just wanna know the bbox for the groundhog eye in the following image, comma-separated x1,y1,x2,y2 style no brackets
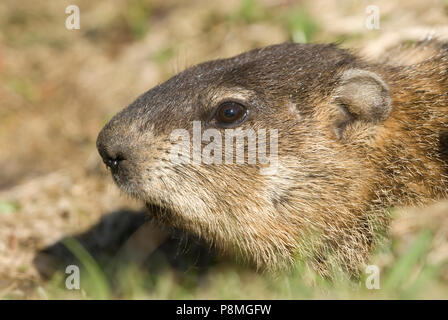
214,102,248,127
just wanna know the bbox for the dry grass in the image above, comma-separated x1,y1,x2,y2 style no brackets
0,0,447,299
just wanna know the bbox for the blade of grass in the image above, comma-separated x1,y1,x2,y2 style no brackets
62,237,111,299
383,230,433,292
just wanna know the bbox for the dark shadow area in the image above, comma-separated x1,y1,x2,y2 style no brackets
439,131,448,163
33,208,218,283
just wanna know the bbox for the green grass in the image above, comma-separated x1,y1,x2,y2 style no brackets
0,201,20,215
151,46,176,65
233,0,266,23
285,7,319,43
4,77,40,102
62,237,110,299
123,0,151,40
30,229,447,300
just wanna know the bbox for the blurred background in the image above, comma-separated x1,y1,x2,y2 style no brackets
0,0,447,299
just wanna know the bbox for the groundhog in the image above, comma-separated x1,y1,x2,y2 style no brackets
96,40,448,276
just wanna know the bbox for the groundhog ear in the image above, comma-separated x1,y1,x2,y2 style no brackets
333,69,391,134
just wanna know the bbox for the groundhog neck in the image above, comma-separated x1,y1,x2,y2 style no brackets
372,63,448,208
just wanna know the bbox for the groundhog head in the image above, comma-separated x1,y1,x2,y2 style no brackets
97,43,392,274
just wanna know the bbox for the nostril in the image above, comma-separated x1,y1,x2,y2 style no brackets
96,130,126,173
104,154,125,172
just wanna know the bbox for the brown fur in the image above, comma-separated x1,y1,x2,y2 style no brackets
96,40,448,275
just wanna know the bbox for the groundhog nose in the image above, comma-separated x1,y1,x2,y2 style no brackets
104,153,125,172
98,145,125,173
96,131,126,173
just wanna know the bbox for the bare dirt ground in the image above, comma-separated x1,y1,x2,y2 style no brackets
0,0,447,298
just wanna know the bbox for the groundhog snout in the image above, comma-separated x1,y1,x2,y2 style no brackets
96,125,131,175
